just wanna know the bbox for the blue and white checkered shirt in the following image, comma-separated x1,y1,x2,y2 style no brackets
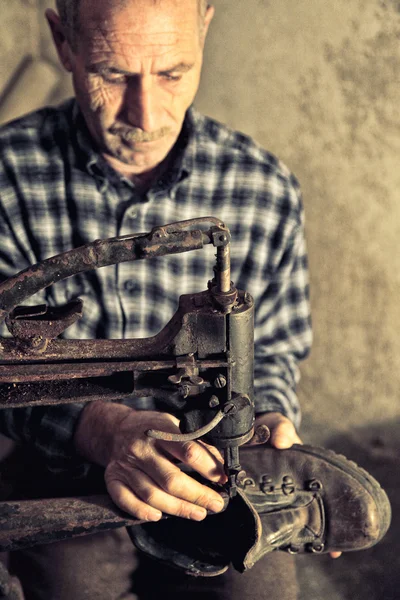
0,99,312,475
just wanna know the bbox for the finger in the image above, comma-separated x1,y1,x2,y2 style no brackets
162,438,225,468
270,421,302,449
330,552,342,559
135,451,226,513
106,479,163,522
161,438,227,483
124,467,223,520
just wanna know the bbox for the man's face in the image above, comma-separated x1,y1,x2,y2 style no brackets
65,0,211,174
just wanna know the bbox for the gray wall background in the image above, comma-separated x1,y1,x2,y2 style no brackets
196,0,400,447
1,1,399,598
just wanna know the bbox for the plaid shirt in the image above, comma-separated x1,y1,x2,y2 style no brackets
0,99,311,475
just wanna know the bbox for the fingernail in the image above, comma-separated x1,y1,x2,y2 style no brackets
192,508,207,521
149,510,162,521
209,498,225,514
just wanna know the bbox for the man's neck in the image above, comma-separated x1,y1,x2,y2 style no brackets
103,152,174,194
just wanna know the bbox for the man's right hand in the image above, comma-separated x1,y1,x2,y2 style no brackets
74,401,227,522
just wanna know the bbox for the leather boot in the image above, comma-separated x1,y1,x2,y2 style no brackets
127,444,391,576
237,444,391,568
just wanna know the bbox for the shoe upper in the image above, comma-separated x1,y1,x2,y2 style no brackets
128,444,392,576
238,444,391,561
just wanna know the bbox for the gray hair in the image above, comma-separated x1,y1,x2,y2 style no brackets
56,0,208,49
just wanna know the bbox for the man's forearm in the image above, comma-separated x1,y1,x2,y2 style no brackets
74,401,133,467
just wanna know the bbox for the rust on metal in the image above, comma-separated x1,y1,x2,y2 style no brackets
0,224,212,325
0,494,146,552
0,218,255,553
6,300,83,340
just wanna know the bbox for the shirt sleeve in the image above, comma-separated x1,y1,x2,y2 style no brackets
0,197,92,477
253,188,312,430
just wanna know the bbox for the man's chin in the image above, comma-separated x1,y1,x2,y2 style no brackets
103,144,167,172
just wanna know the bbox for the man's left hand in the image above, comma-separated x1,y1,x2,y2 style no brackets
247,411,302,448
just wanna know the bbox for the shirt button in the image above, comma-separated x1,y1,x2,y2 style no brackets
124,280,138,293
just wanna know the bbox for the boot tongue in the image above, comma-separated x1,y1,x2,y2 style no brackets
242,493,325,566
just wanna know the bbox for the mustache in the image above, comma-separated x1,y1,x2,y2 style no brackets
109,125,171,143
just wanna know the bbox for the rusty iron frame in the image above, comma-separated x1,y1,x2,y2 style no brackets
0,217,255,552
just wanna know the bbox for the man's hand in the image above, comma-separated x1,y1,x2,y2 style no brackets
74,401,227,523
247,411,302,448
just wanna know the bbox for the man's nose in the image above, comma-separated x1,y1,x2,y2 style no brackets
123,76,158,132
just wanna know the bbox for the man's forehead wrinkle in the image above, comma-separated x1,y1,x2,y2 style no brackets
87,45,189,62
85,32,195,55
87,29,195,42
86,35,197,65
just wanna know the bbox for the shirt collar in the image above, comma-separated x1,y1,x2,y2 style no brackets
72,100,197,192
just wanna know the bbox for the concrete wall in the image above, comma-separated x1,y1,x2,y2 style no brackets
196,0,400,446
1,2,399,598
1,0,399,445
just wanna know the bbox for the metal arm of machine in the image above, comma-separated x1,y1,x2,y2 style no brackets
0,217,255,551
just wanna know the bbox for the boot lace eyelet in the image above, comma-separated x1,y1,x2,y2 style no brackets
307,479,323,492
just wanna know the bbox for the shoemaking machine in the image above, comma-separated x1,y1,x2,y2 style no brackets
0,217,256,553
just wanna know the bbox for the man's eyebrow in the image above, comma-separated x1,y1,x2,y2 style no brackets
86,64,129,75
157,62,195,75
86,63,195,76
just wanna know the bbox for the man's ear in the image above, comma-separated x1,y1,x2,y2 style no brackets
200,4,215,48
45,9,75,72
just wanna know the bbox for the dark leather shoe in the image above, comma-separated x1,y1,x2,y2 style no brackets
128,444,391,576
236,444,391,570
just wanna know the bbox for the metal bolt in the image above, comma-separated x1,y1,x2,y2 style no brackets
209,395,220,408
32,337,42,347
179,385,190,398
244,292,253,306
214,374,227,389
223,402,236,415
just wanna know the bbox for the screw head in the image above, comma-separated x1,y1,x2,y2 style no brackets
223,402,236,415
179,385,190,398
209,395,220,408
214,375,227,389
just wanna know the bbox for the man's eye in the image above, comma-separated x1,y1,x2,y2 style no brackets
161,73,182,82
103,74,127,84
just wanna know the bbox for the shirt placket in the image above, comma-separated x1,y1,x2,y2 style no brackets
115,186,149,339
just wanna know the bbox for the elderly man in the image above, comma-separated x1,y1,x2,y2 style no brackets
0,0,390,599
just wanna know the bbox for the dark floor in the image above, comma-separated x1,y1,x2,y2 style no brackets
297,421,399,600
